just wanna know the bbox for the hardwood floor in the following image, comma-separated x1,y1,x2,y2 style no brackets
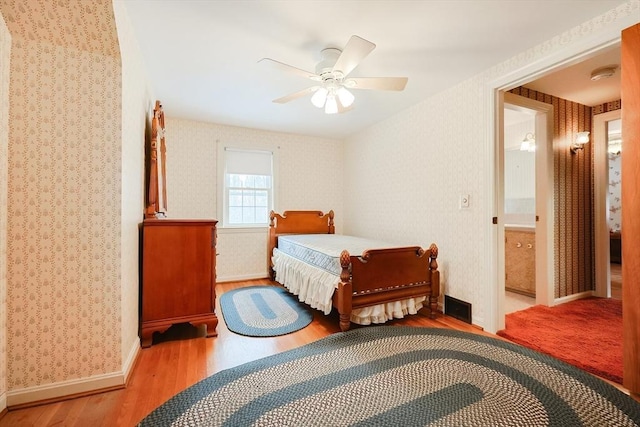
0,279,629,426
0,280,482,426
611,262,622,300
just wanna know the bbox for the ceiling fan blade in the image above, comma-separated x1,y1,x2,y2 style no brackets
273,86,319,104
259,58,321,81
332,35,376,77
345,77,408,91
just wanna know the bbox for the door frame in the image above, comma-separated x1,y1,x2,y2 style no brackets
594,110,621,298
484,17,636,333
501,93,554,318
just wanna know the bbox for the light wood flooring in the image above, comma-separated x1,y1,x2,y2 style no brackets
0,279,491,427
611,262,622,299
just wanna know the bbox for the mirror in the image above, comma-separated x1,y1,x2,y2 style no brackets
145,100,167,218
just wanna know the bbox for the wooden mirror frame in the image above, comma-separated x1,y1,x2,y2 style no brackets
145,100,167,218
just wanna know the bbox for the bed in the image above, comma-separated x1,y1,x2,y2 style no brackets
267,210,439,331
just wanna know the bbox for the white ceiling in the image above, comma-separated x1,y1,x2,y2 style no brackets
123,0,626,140
524,44,621,107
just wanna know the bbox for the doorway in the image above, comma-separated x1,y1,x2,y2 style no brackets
503,105,536,313
501,93,554,320
594,110,622,300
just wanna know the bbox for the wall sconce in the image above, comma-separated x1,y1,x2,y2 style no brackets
571,131,590,154
520,132,535,152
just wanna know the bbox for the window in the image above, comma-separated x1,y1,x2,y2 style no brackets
223,148,273,227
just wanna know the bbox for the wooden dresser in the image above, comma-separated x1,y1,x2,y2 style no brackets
140,219,218,347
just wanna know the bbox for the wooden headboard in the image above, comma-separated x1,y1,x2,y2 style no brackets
270,210,334,234
267,210,335,278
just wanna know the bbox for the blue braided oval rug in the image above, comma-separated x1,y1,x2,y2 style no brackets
219,285,313,337
139,326,640,427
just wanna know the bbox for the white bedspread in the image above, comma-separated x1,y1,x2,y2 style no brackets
272,234,426,325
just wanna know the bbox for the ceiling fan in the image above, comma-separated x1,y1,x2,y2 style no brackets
259,35,408,114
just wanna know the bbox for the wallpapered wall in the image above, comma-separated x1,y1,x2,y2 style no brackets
165,118,344,281
0,9,10,411
343,1,638,328
344,79,489,323
593,99,623,232
609,151,622,231
0,0,127,398
509,87,594,298
112,0,153,378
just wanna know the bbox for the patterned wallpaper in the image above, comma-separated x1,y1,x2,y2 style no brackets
609,151,622,231
510,87,594,298
343,1,638,328
593,99,622,115
165,118,344,281
344,79,488,322
1,0,124,393
593,100,623,232
112,0,153,372
0,9,10,410
0,0,118,57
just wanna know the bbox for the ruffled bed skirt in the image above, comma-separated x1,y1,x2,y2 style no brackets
272,249,426,325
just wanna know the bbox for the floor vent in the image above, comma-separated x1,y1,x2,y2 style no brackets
444,295,472,324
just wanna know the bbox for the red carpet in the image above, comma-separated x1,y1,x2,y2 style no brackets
497,297,622,383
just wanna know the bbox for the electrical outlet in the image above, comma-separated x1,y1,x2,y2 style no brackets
460,194,470,208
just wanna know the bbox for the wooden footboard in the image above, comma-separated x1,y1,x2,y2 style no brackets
333,244,439,332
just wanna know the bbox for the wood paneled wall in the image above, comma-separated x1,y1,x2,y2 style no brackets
509,87,593,299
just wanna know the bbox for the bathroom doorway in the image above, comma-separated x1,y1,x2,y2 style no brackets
503,105,536,313
502,92,554,316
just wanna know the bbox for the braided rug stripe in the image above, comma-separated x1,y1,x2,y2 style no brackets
220,286,313,337
139,327,640,427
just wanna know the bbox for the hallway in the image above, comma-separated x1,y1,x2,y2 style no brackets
505,262,621,315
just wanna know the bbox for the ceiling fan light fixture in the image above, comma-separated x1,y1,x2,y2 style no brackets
325,95,338,114
337,87,354,108
311,87,328,108
262,35,408,115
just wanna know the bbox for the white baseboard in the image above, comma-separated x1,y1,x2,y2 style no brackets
123,337,141,383
217,273,269,283
0,391,6,413
7,339,141,408
554,290,594,305
7,372,125,407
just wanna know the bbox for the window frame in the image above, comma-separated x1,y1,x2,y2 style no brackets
225,173,272,226
217,143,278,229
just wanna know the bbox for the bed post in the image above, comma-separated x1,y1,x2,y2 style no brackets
334,250,353,331
268,211,277,280
428,243,440,318
328,210,335,234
